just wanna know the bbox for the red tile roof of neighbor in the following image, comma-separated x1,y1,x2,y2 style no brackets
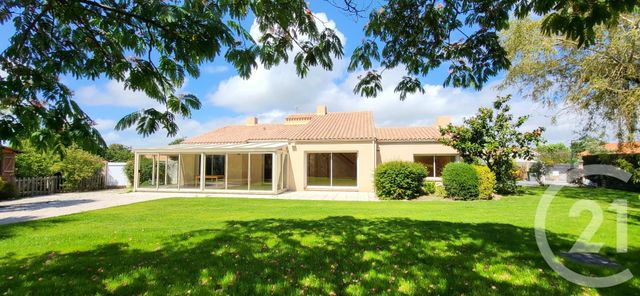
602,142,640,154
183,109,444,144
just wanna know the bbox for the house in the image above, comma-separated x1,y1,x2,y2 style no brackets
133,105,459,194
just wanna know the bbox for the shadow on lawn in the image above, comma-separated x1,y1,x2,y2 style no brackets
1,217,637,295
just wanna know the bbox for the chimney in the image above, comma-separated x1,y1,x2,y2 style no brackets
316,104,327,115
435,116,451,127
246,116,258,126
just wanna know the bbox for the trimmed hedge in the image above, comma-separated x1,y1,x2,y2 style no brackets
374,161,428,200
473,165,496,199
442,163,480,200
582,153,640,191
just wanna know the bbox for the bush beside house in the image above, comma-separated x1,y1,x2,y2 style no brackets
473,165,496,199
374,161,428,200
442,163,480,200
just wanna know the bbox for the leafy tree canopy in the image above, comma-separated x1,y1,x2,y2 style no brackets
439,95,544,194
104,143,133,162
536,143,571,165
1,0,635,152
500,12,640,142
168,137,185,145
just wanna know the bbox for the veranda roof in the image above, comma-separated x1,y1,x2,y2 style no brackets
134,141,288,153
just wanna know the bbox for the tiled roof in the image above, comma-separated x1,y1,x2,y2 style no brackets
290,112,375,140
602,142,640,154
183,110,441,144
183,124,305,144
376,127,442,142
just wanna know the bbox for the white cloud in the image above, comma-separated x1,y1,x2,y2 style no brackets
75,80,160,108
209,12,348,113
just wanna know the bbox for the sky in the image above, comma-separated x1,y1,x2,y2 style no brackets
1,2,589,148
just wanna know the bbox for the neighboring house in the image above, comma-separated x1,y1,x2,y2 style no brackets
133,105,458,194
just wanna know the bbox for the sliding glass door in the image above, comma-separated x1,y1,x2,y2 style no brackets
307,152,357,188
204,154,226,190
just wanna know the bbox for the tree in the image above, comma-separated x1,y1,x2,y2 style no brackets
1,1,634,152
169,137,185,145
439,95,544,194
104,143,133,162
571,135,607,157
57,146,104,190
15,143,60,177
537,143,571,166
500,13,640,142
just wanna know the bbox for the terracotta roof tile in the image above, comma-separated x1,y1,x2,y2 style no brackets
291,112,375,140
183,124,305,144
183,110,444,144
376,127,441,142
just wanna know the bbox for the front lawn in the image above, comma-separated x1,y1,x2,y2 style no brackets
0,187,638,295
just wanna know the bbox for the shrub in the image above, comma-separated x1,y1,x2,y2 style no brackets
374,161,428,200
442,163,480,200
58,147,105,190
434,183,447,197
423,181,436,195
0,179,18,200
15,145,60,177
529,161,547,185
473,165,496,199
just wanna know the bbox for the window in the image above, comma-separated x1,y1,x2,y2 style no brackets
414,155,456,177
307,152,357,187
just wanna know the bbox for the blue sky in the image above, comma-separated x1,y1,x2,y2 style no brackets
0,2,586,148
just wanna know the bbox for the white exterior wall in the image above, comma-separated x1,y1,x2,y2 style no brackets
377,142,458,163
106,162,129,187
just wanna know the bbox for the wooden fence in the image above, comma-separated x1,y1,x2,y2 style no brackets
15,174,106,197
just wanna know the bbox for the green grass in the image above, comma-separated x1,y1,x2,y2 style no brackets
0,187,639,295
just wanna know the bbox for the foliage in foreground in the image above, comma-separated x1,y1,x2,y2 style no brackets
1,1,634,152
374,161,427,200
440,95,543,194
